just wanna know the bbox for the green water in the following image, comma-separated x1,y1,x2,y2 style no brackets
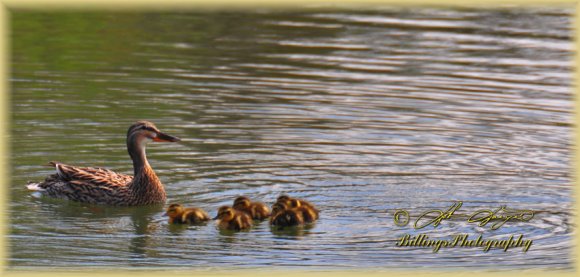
9,7,574,271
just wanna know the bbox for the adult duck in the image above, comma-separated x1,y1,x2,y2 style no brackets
26,121,180,206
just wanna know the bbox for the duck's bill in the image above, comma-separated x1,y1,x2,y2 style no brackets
154,132,181,142
212,216,219,220
162,212,168,216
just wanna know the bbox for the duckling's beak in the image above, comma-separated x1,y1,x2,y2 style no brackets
162,212,168,216
153,131,181,142
212,215,219,220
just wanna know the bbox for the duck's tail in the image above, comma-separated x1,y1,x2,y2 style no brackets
26,181,44,191
26,181,45,198
47,161,68,179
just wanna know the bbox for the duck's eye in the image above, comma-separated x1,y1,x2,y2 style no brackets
137,125,155,132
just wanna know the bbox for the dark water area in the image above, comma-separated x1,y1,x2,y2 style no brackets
9,7,574,271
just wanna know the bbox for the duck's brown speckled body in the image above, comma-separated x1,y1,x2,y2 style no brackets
26,121,181,206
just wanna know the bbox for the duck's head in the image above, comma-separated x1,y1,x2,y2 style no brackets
233,196,251,208
127,121,181,144
164,204,184,218
214,206,235,220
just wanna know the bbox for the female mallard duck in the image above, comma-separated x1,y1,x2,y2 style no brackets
26,121,181,206
232,196,271,220
276,195,319,222
213,206,252,231
164,204,210,224
270,202,304,227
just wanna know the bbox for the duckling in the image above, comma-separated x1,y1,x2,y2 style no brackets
232,196,271,220
288,199,319,222
270,202,304,227
214,206,252,231
276,195,319,222
164,204,210,224
276,195,316,209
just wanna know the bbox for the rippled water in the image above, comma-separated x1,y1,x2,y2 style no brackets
9,7,574,271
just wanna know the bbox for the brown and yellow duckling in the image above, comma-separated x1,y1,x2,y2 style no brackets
292,202,319,223
214,206,253,231
277,195,317,209
270,202,305,227
164,204,210,224
276,195,319,222
232,196,271,220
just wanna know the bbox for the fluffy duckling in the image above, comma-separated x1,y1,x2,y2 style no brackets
294,204,318,223
214,206,252,231
232,196,271,220
277,195,316,208
270,202,304,227
276,195,319,222
164,204,210,224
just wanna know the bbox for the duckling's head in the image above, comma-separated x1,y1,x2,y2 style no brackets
271,202,289,215
214,206,235,220
233,197,251,209
277,195,291,203
164,204,184,218
234,196,250,204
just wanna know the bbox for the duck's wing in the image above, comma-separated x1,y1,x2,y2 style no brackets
29,162,133,204
50,161,132,187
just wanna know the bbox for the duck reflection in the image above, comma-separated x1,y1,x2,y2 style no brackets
127,205,164,258
30,198,164,259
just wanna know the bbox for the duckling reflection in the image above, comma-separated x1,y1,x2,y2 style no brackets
269,222,316,237
129,205,163,258
214,206,252,231
232,196,270,220
164,204,210,224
